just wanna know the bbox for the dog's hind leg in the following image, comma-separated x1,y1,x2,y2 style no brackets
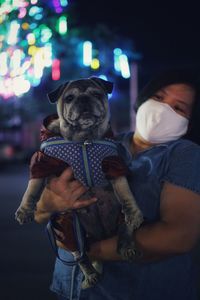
73,251,102,289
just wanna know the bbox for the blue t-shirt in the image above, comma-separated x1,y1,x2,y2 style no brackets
50,134,200,300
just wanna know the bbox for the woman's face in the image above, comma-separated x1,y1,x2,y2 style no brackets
151,83,196,119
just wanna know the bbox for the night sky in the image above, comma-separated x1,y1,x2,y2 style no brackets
71,0,200,86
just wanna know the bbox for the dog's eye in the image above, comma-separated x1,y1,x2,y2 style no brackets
91,91,103,99
64,95,74,102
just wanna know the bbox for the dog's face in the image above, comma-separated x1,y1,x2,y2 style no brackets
48,77,113,141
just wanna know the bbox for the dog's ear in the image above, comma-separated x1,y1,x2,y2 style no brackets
47,83,69,103
89,77,113,94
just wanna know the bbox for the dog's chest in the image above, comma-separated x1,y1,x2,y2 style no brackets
41,137,119,187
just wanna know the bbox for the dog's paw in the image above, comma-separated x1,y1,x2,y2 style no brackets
117,239,139,262
15,207,34,225
81,272,101,289
125,210,144,230
92,260,103,275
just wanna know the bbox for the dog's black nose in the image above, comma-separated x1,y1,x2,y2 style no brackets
78,95,93,112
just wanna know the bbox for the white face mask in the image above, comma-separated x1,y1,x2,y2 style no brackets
135,99,189,143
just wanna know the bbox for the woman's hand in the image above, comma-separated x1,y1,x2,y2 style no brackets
46,167,97,211
34,167,97,223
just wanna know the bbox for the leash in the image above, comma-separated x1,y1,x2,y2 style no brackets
46,211,85,266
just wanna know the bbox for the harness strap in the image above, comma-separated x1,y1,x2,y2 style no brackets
40,138,119,151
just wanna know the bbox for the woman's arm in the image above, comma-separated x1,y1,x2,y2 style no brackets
34,168,97,224
88,182,200,262
136,182,200,255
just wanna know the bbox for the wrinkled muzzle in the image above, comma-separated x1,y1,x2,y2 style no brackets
63,94,108,129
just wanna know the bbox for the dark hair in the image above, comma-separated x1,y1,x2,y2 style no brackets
136,68,200,145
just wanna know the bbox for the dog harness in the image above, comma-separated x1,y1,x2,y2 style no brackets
40,136,120,187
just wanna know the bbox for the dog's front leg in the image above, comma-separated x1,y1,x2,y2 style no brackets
15,178,45,224
111,176,143,260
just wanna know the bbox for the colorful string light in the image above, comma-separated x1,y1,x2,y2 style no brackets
83,41,92,66
52,59,61,80
0,0,133,100
0,0,54,98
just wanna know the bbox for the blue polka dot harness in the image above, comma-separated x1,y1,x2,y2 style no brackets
40,137,120,187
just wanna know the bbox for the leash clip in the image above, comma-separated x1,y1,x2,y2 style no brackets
83,140,93,145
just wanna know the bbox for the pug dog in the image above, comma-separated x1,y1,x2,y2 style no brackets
15,77,143,289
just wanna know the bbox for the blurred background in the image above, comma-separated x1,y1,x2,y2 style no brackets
1,0,200,299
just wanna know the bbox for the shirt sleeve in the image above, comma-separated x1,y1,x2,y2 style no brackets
30,151,69,179
102,155,129,179
163,141,200,195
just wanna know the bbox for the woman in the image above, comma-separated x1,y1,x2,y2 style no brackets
35,69,200,300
